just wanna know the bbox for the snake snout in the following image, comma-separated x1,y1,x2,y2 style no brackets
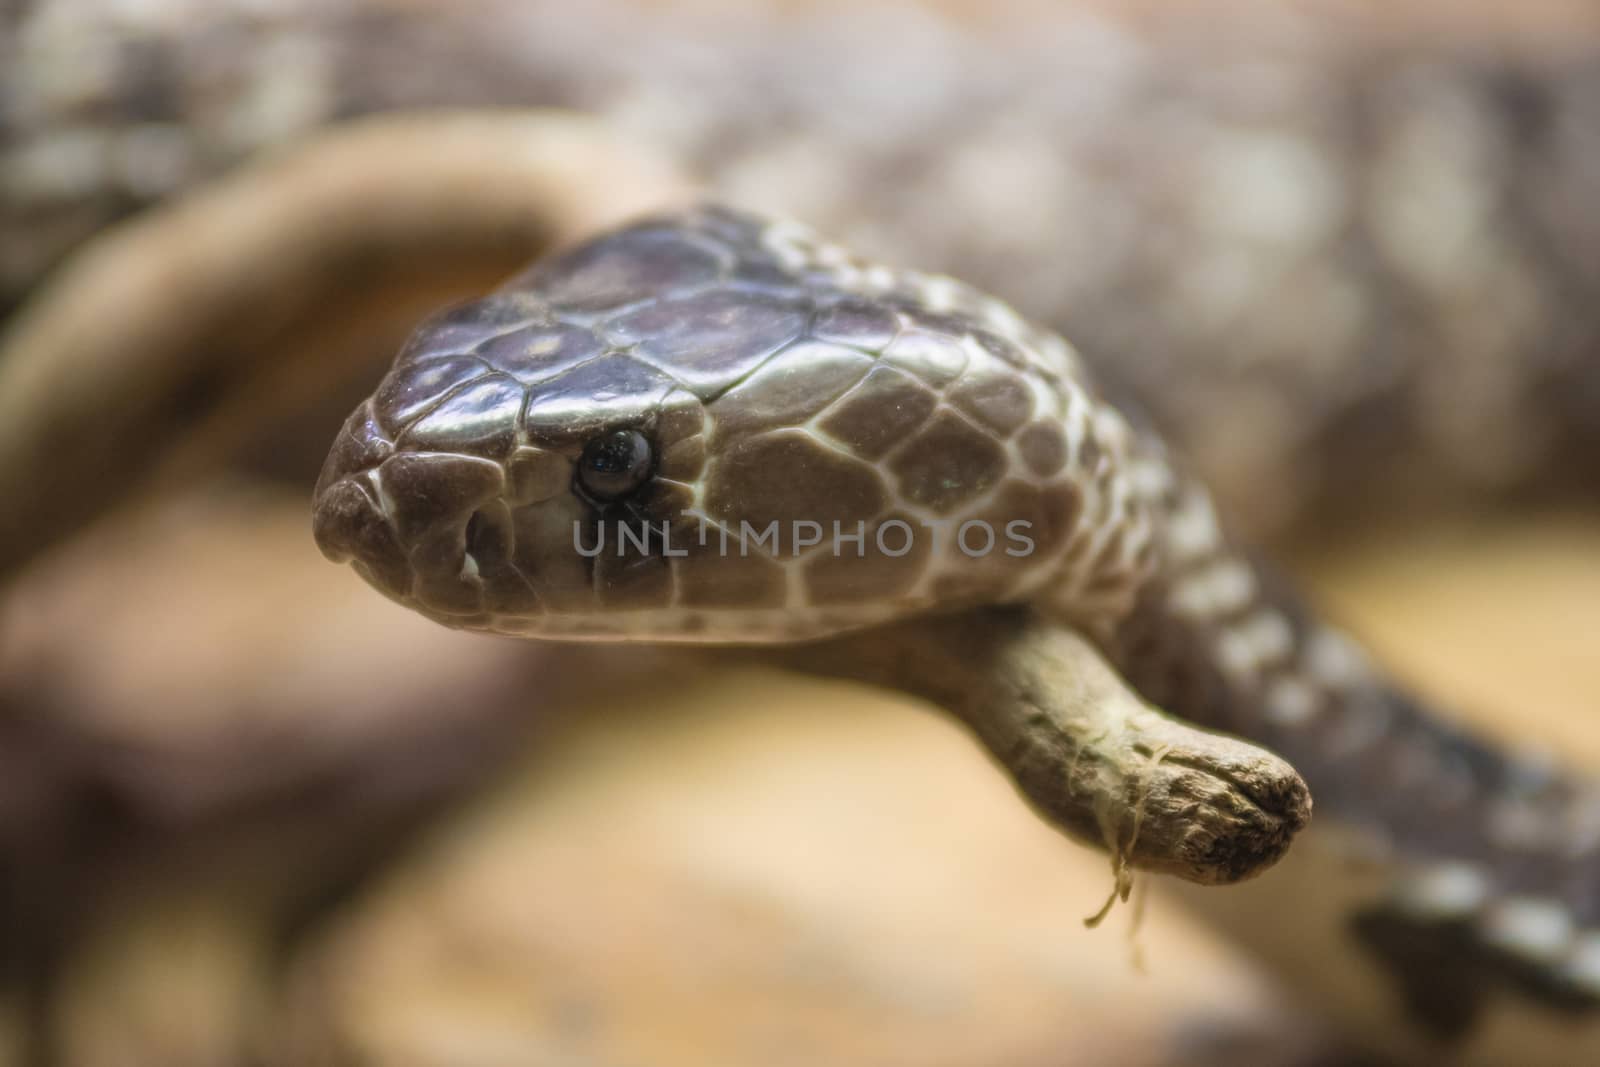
311,474,410,591
313,443,507,616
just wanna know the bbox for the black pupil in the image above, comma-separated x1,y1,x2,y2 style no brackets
578,430,652,500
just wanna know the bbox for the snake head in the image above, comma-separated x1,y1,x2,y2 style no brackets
310,273,718,639
314,205,1085,641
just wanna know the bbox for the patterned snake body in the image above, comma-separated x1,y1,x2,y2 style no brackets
315,206,1600,1059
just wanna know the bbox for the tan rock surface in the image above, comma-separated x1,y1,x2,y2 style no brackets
274,669,1323,1067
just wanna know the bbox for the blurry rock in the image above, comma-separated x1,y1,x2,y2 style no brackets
272,669,1330,1067
0,481,612,827
0,994,18,1067
1289,510,1600,757
0,481,648,1065
50,875,270,1067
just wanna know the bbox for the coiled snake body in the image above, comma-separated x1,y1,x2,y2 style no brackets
314,205,1600,1061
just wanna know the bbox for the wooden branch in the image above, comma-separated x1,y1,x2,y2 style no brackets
762,609,1312,888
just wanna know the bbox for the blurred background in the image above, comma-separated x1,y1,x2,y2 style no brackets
3,1,1600,1064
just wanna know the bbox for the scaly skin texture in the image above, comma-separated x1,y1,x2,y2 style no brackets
314,206,1600,1064
313,206,1155,642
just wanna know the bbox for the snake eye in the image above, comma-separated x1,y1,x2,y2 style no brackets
576,429,654,501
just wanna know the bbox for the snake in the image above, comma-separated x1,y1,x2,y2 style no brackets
310,203,1600,1063
6,1,1600,1062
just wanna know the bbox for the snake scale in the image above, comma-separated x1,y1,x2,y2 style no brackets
7,1,1600,1063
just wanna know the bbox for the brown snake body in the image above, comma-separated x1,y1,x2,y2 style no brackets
6,1,1600,1062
